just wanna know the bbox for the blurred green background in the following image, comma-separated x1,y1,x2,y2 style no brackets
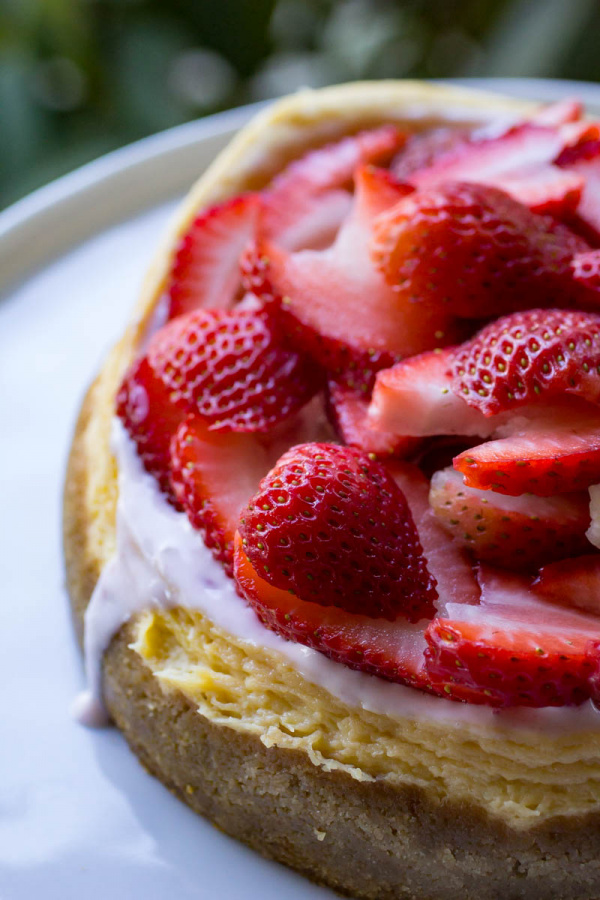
3,0,600,210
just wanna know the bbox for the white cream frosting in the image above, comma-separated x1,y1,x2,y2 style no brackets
75,418,600,734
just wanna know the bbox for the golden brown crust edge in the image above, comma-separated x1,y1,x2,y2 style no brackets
63,82,600,899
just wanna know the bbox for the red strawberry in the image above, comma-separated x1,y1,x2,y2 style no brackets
326,381,420,459
116,355,187,502
556,139,600,243
262,188,352,251
530,98,583,127
243,165,457,391
167,194,261,319
391,127,472,181
266,124,406,203
425,568,600,707
429,465,591,572
369,348,504,439
389,462,481,610
450,308,600,416
533,554,600,616
572,250,600,297
170,416,280,575
454,403,600,496
407,123,584,215
238,443,437,622
234,535,435,690
146,307,320,432
371,182,588,320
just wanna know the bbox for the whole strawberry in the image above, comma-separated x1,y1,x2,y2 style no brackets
147,307,320,431
238,443,437,622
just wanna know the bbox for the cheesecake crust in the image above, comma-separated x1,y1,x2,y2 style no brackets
63,81,600,899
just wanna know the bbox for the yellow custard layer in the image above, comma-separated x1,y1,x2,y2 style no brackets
132,608,600,827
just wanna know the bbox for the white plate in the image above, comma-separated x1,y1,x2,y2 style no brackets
2,78,600,900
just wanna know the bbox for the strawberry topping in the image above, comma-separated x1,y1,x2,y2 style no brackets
451,308,600,415
429,465,591,572
238,443,437,622
371,181,588,320
533,554,600,616
326,381,420,459
424,569,600,707
170,416,280,575
243,165,457,391
146,307,320,432
167,193,261,319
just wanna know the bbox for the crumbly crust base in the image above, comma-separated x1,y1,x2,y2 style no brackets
63,81,600,899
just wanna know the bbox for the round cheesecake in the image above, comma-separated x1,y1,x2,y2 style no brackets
64,81,600,900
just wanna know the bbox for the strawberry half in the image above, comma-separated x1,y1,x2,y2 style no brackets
450,308,600,416
429,465,591,572
243,165,457,391
371,181,588,320
326,381,420,459
556,139,600,244
146,307,320,432
533,554,600,616
407,123,584,215
454,403,600,496
167,193,261,319
234,536,434,690
170,416,281,575
425,568,600,707
238,443,437,621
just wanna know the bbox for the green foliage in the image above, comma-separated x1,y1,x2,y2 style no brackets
1,0,600,208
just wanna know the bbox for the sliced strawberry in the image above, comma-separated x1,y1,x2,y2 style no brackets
530,98,583,127
170,416,280,575
533,554,600,616
146,307,320,432
451,308,600,416
243,165,458,391
238,443,437,621
167,193,261,319
408,123,584,215
116,355,187,503
572,250,600,295
454,404,600,496
429,465,591,572
556,139,600,243
425,567,600,707
262,188,352,251
371,181,588,320
266,124,406,203
391,127,472,181
234,534,434,690
389,462,481,610
326,381,420,459
369,348,503,439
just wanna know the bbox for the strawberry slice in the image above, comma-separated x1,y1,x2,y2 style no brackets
533,554,600,616
371,181,588,320
170,416,281,575
234,535,434,690
556,139,600,243
243,165,457,391
407,123,584,215
391,127,472,181
369,348,504,439
262,188,352,251
454,404,600,496
116,355,188,502
167,193,261,319
326,381,420,459
530,98,583,127
238,443,437,621
450,308,600,416
429,465,591,572
266,124,406,203
425,567,600,707
147,307,320,433
389,462,481,610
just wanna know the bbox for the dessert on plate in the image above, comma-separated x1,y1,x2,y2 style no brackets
64,81,600,899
